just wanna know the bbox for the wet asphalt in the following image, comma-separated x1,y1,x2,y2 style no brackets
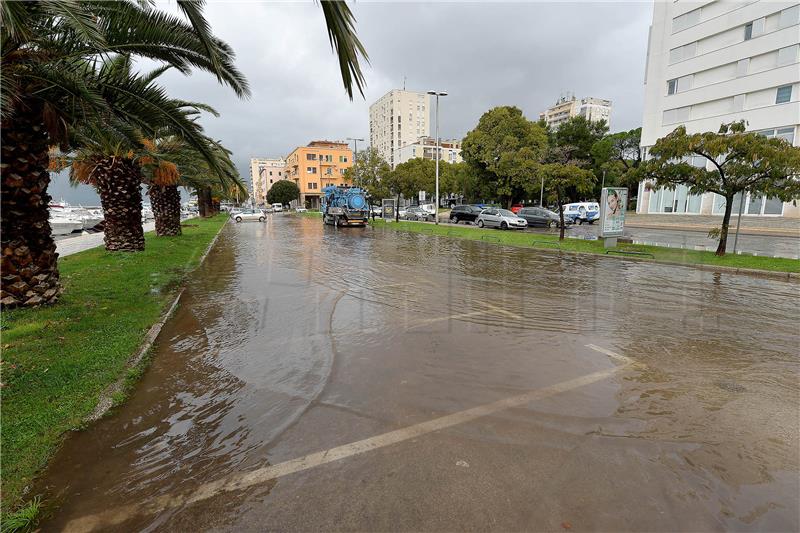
37,215,799,532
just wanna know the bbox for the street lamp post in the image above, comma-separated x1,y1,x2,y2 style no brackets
427,90,447,225
347,137,364,188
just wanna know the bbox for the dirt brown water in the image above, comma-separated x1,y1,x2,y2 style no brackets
37,216,799,531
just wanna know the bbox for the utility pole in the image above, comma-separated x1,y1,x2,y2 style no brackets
427,90,448,225
347,137,364,188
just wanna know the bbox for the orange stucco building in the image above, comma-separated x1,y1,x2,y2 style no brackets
284,141,354,209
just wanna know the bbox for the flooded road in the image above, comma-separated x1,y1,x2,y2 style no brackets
39,215,799,531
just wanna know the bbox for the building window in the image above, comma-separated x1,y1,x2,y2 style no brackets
269,171,273,176
776,85,792,104
667,79,677,95
307,167,317,174
339,156,348,163
744,22,753,40
306,153,317,160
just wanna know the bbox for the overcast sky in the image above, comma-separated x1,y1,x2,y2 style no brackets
52,1,653,204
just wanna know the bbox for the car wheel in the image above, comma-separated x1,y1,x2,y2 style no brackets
575,218,582,225
501,222,508,230
477,220,484,228
549,220,557,228
259,216,265,222
450,217,458,224
235,216,242,223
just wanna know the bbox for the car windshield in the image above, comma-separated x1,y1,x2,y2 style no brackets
498,209,516,217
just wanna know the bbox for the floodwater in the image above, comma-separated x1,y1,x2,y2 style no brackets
38,215,799,531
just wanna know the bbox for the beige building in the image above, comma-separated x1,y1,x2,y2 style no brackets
369,89,430,168
249,158,286,206
284,141,353,209
539,94,612,129
393,136,463,166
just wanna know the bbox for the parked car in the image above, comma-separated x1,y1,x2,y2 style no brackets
398,207,408,219
404,206,433,221
510,203,524,214
271,203,284,212
232,209,266,222
295,207,307,213
517,207,570,228
476,208,528,230
562,202,600,225
263,206,274,214
449,205,483,224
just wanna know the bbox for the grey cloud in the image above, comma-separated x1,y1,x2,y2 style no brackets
51,1,652,204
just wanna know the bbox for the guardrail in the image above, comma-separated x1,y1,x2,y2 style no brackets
530,239,561,248
605,250,656,259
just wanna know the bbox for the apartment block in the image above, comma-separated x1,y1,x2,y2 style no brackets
639,0,800,217
369,89,430,167
249,158,286,206
539,94,612,129
393,136,463,166
284,141,353,209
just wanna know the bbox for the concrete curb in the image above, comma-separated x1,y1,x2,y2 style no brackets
85,218,228,423
625,222,799,238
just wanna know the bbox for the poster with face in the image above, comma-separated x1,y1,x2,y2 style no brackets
600,187,627,237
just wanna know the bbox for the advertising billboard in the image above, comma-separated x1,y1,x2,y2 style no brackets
600,187,627,238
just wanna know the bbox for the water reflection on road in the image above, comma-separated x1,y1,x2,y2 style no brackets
39,215,799,532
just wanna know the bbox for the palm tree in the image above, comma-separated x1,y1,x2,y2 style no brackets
68,56,233,250
143,136,244,236
1,0,367,308
0,1,249,306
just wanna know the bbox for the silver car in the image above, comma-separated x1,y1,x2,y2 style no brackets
476,208,528,230
232,209,266,223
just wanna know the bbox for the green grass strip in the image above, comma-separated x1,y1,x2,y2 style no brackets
371,219,800,274
0,215,228,519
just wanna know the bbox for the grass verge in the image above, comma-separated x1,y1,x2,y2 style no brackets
371,219,800,274
0,215,228,525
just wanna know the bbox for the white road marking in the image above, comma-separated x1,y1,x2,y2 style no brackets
585,343,635,365
63,347,630,532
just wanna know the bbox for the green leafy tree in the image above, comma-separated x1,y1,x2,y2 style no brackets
537,159,596,240
344,148,391,205
461,106,547,207
267,180,300,207
383,164,424,221
593,128,643,203
643,121,800,255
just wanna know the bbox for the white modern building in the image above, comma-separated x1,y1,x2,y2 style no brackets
638,0,800,217
369,89,430,168
539,94,612,129
249,158,286,206
393,136,463,166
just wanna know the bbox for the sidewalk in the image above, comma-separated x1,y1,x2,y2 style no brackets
56,222,156,257
625,213,800,237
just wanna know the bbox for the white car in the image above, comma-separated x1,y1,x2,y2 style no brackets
295,207,308,213
562,202,600,225
476,208,528,230
272,203,284,212
232,209,266,222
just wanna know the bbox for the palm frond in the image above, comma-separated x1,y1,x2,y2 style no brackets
319,1,369,99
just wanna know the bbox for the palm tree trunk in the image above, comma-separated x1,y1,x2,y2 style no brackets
149,184,182,236
95,158,145,251
0,101,62,308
